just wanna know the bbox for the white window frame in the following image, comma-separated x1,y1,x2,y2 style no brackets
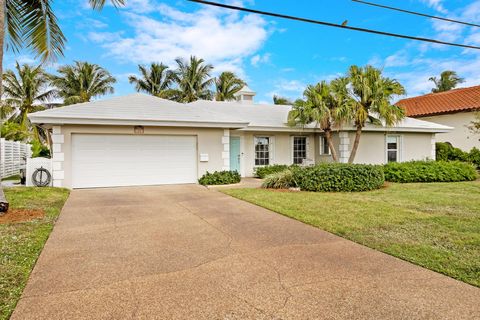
319,135,331,155
386,135,402,163
292,136,308,165
254,136,274,166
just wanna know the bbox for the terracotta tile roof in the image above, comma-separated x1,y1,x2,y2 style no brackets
396,85,480,117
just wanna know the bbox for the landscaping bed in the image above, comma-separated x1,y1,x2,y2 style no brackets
0,187,70,320
222,181,480,287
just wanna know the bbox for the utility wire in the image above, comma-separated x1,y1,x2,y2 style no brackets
352,0,480,28
187,0,480,50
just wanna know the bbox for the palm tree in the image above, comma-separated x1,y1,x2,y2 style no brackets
347,65,406,163
288,79,351,162
128,63,175,98
214,71,244,101
2,62,54,139
429,71,464,93
174,56,214,103
273,95,293,105
0,0,124,211
50,61,116,105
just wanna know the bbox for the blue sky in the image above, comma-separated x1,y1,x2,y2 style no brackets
5,0,480,104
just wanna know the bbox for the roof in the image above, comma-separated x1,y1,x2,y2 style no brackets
396,85,480,117
235,85,256,95
29,93,452,133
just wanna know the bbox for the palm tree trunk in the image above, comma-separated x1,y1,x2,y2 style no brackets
348,125,363,164
324,129,338,162
0,0,9,213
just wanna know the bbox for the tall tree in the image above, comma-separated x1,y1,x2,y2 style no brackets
347,65,406,163
128,63,175,98
174,56,214,103
2,62,54,139
429,70,464,93
0,0,124,211
288,79,351,162
214,71,244,101
273,95,293,105
50,61,116,105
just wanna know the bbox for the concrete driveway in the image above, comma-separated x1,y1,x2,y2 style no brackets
12,185,480,319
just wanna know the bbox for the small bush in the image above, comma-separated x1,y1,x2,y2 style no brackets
261,169,297,189
384,161,478,183
254,164,289,178
293,163,385,192
198,170,241,185
436,142,479,168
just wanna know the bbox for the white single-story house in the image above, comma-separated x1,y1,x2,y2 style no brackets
29,88,452,189
397,85,480,151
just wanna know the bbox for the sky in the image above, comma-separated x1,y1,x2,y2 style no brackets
5,0,480,104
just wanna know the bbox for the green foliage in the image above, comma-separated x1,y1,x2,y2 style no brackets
31,140,51,158
198,171,241,186
293,163,385,192
261,169,297,189
254,164,289,178
436,142,480,168
0,122,30,141
215,71,245,101
429,70,464,93
384,161,478,183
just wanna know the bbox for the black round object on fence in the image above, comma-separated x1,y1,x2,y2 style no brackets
32,167,52,187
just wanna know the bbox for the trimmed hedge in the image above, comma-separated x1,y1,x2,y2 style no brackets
384,161,478,183
254,164,289,178
293,163,385,192
436,142,480,168
198,170,241,185
261,169,297,189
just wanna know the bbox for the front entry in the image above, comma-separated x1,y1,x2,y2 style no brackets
230,136,241,173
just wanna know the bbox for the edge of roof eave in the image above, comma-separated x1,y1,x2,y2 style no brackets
28,116,250,129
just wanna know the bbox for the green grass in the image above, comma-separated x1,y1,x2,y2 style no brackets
0,187,70,320
222,181,480,287
1,175,20,182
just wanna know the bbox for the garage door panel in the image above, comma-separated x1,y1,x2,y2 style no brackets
72,134,197,188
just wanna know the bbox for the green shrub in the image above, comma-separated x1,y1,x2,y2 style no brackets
198,170,241,185
31,140,51,158
254,164,289,178
293,163,385,192
384,161,478,183
467,147,480,168
261,169,297,189
436,142,479,168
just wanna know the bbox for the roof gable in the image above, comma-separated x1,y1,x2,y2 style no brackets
396,85,480,117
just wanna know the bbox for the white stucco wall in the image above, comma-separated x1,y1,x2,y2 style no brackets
345,131,435,164
418,112,480,151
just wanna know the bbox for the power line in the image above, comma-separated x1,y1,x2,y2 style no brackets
187,0,480,50
352,0,480,28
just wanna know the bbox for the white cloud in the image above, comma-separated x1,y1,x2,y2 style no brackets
420,0,447,13
250,53,271,66
88,2,272,76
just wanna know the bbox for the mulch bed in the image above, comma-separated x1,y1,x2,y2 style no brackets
0,209,45,224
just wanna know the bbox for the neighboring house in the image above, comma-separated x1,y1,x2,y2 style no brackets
28,88,451,189
397,85,480,151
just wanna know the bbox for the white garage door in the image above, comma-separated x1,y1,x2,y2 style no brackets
72,134,197,188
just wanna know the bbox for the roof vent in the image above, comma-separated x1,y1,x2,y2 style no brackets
235,85,256,104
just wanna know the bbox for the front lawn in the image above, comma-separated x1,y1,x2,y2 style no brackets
222,181,480,287
0,187,70,320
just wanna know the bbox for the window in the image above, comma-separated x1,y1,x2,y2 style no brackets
293,137,307,164
386,135,400,162
255,137,270,166
319,136,331,155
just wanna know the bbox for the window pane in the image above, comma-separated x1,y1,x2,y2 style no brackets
388,151,397,162
293,137,307,164
255,137,270,166
387,142,397,150
322,137,330,154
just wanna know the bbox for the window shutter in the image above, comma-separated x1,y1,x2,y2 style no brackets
269,136,275,163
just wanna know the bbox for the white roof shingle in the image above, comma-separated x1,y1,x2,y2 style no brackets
28,93,452,132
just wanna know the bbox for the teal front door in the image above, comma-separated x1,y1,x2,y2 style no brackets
230,137,241,173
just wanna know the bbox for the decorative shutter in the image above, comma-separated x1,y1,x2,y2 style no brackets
269,136,275,163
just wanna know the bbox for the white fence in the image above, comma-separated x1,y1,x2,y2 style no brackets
0,139,32,178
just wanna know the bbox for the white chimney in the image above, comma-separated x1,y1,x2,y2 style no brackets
235,85,256,104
